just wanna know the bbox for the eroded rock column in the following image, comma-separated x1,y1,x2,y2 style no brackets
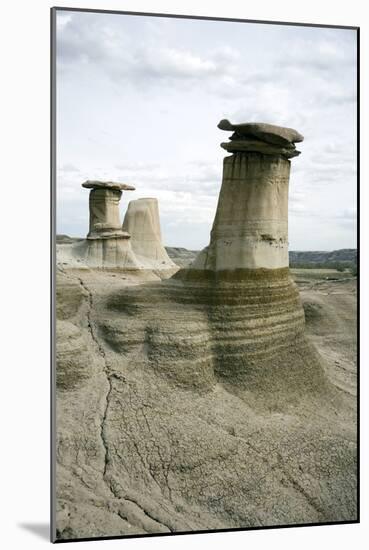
122,198,176,270
82,180,139,269
190,121,303,273
168,121,325,397
93,121,326,403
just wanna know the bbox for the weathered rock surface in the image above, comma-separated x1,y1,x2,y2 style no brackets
218,120,303,158
221,139,300,158
56,180,141,270
122,198,176,271
187,153,291,272
56,185,177,274
82,180,135,191
165,247,198,268
54,269,357,541
83,180,135,240
218,120,304,145
54,122,356,541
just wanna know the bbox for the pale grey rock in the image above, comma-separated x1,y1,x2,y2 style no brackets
122,198,176,271
184,123,304,273
56,320,93,391
55,121,356,542
56,186,178,273
84,182,133,240
165,247,198,268
81,180,140,269
55,268,357,540
188,153,291,272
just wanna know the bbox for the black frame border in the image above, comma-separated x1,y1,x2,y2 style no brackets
50,6,360,544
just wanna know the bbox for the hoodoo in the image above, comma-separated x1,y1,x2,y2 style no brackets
81,180,139,269
55,120,356,538
188,120,303,273
56,182,178,273
83,180,135,239
122,198,176,270
107,120,327,403
169,120,324,397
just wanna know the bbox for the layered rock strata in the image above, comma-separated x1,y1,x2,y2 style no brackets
122,198,176,270
218,119,303,158
81,180,139,269
86,122,333,405
55,121,356,540
55,268,356,540
166,121,312,387
56,182,177,273
188,121,303,273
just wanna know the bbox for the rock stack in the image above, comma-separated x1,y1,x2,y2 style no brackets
55,121,355,539
103,120,326,405
56,182,177,273
218,119,303,158
188,121,303,274
122,198,176,270
81,180,140,269
167,121,325,397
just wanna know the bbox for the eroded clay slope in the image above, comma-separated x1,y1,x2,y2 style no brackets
55,269,357,540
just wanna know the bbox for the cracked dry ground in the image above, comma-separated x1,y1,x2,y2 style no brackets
55,268,357,540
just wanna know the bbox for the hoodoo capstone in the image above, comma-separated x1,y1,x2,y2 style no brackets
218,119,303,158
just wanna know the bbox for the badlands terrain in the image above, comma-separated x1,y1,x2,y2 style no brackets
55,256,357,540
54,122,357,541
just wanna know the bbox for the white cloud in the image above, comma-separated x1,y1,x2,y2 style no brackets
57,13,239,89
59,162,80,173
55,11,357,250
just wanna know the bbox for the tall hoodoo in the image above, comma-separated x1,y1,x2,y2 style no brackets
99,120,326,403
164,120,325,397
56,121,355,538
189,120,303,273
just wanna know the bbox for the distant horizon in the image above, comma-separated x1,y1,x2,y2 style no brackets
56,11,357,251
56,232,357,254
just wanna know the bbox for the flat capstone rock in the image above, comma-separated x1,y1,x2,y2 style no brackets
221,139,301,159
82,180,135,191
218,120,304,146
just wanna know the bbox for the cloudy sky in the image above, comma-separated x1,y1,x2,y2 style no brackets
56,10,357,251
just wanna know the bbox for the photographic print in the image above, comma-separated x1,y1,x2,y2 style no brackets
51,7,358,542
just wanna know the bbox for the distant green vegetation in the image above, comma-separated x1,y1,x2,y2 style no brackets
291,268,353,281
289,261,356,272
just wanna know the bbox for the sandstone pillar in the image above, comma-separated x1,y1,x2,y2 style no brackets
122,198,176,269
82,180,135,239
109,120,326,406
168,121,326,398
81,180,139,269
190,121,303,273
